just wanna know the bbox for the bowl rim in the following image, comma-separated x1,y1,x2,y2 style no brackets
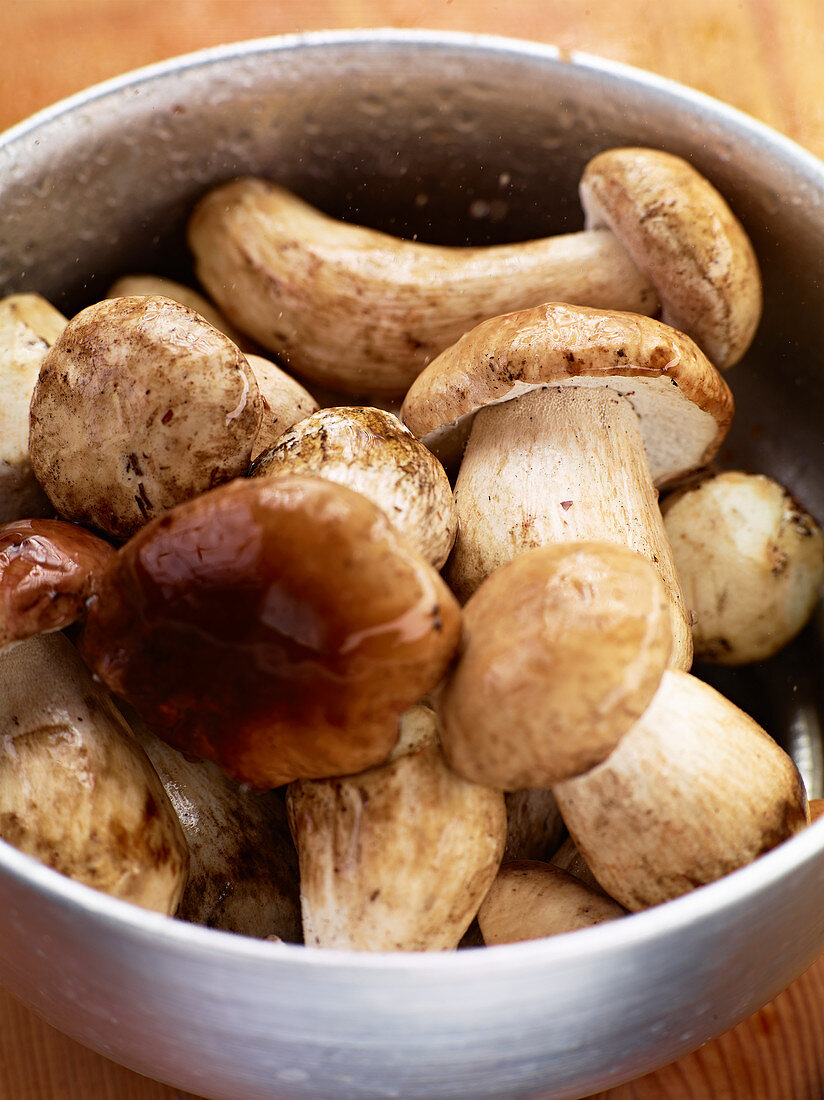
3,26,824,976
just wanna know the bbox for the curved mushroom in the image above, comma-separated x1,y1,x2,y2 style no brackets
79,475,461,789
553,669,809,911
287,705,507,951
403,303,732,667
251,406,457,569
0,517,114,651
0,293,67,522
662,471,824,664
126,706,301,940
477,861,626,945
187,151,758,395
28,295,262,539
0,632,188,913
437,542,672,790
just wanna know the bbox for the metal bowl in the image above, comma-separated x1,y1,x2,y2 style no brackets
2,29,824,1100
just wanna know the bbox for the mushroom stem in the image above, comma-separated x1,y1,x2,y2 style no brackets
448,385,693,668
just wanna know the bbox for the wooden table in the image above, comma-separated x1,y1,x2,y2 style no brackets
3,2,824,1097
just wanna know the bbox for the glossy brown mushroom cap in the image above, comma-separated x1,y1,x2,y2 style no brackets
0,518,115,650
79,475,461,789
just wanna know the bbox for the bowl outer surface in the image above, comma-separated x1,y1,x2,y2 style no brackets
3,29,824,1100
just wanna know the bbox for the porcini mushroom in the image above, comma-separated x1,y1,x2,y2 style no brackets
403,303,733,668
0,293,67,522
553,669,809,911
662,471,824,664
287,704,507,951
251,406,457,569
126,706,301,940
0,517,114,650
0,632,188,913
186,150,759,395
437,542,672,790
79,475,461,789
477,861,626,945
28,295,262,539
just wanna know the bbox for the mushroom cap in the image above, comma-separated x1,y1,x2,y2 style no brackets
79,475,461,789
662,471,824,664
579,147,763,370
401,302,734,486
0,518,114,650
28,295,262,540
437,542,672,790
251,406,457,569
245,353,319,460
0,293,67,522
0,632,188,913
478,861,626,945
287,705,507,951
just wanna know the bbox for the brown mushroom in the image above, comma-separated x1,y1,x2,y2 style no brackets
0,632,188,913
251,406,457,569
503,788,566,863
186,151,759,395
126,706,301,940
79,475,461,789
28,295,262,539
0,518,114,651
478,861,626,945
662,470,824,664
550,836,605,894
287,705,506,951
0,293,67,522
437,542,672,790
553,669,809,911
403,303,735,668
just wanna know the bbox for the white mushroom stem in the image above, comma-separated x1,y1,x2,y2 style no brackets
553,669,810,911
449,385,693,669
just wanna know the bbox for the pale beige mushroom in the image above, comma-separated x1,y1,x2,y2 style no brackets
0,632,188,913
251,406,457,569
286,705,507,951
662,471,824,664
79,475,461,789
553,669,809,911
0,293,66,522
28,295,262,540
0,518,114,651
579,148,762,370
437,542,672,790
106,274,256,351
187,151,759,395
403,303,735,668
478,861,626,945
126,706,301,940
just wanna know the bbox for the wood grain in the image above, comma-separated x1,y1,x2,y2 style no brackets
2,1,824,1097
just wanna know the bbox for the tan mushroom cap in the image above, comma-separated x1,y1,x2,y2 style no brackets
478,861,626,945
79,475,461,789
662,471,824,664
437,542,672,790
401,302,734,486
580,148,763,370
28,296,262,540
0,518,114,650
251,406,457,569
245,353,319,460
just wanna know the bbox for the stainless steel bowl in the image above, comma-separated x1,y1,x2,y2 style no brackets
2,29,824,1100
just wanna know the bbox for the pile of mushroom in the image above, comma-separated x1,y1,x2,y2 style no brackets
0,145,821,951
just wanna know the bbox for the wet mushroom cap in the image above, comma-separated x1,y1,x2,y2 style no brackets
79,475,461,789
401,302,733,485
437,542,672,790
28,295,262,540
580,147,762,370
251,406,457,569
0,518,114,650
